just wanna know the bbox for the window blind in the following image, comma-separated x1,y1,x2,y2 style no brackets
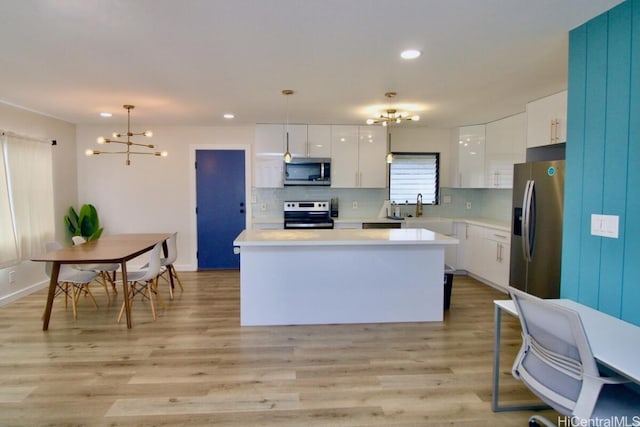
389,153,439,205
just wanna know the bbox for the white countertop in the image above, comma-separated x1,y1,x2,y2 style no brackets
253,216,510,232
234,228,459,247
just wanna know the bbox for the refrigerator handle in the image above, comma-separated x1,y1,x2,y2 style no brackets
521,180,534,262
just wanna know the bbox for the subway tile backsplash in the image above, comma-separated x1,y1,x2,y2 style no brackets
253,187,512,223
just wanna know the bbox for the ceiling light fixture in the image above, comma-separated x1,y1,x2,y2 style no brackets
99,112,112,118
367,92,420,164
86,104,167,166
366,92,420,127
401,49,422,60
223,113,235,119
282,89,294,163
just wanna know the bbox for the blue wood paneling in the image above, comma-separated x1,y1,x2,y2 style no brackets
577,14,608,307
562,26,588,301
621,0,640,325
565,0,640,326
599,1,632,317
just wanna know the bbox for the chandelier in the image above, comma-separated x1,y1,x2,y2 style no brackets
366,92,420,163
86,104,167,166
366,92,420,126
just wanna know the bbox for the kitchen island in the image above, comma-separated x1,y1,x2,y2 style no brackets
233,228,458,326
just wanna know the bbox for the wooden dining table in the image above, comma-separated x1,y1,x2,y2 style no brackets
32,233,173,330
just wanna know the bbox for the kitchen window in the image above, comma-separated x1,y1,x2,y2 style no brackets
388,153,439,205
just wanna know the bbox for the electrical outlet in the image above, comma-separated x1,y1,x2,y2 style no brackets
260,203,267,211
352,201,358,209
465,201,472,210
8,270,16,284
443,195,452,204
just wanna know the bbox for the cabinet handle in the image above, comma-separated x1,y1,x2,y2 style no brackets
493,233,507,239
465,224,468,240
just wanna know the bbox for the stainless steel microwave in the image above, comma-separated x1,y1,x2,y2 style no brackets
283,158,331,186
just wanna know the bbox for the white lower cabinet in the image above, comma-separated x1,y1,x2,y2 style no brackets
482,229,510,291
458,222,510,291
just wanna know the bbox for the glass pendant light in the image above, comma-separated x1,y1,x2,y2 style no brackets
282,89,294,163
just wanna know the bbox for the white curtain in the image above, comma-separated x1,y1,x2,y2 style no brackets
0,137,18,267
2,134,55,263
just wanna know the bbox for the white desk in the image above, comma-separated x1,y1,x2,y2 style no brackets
492,299,640,412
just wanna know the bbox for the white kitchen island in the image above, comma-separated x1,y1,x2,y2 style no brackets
233,228,458,326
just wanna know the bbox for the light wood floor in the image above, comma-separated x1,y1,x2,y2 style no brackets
0,271,559,426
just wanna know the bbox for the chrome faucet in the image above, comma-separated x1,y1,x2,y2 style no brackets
416,193,423,217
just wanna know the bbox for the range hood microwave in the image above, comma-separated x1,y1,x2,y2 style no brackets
284,158,331,186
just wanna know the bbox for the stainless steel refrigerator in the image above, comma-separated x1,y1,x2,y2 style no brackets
509,160,564,298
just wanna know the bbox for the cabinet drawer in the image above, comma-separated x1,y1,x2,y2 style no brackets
485,229,510,243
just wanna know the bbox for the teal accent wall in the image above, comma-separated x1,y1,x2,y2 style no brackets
562,0,640,326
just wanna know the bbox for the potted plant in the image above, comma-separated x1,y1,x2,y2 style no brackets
64,203,104,241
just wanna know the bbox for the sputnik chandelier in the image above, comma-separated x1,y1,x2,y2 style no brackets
366,92,420,126
86,104,167,166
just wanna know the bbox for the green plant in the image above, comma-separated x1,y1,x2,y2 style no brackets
64,203,104,241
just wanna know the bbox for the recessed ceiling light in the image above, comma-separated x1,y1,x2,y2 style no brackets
223,113,235,119
100,112,112,118
401,49,421,60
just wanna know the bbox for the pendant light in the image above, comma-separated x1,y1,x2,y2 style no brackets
386,128,393,164
282,89,294,163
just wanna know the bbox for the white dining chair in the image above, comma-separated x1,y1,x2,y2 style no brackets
116,242,164,323
158,232,183,299
44,241,99,320
71,235,119,302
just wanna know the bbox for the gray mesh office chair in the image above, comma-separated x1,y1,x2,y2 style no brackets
509,287,640,426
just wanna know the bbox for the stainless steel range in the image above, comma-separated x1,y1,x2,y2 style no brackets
283,201,334,229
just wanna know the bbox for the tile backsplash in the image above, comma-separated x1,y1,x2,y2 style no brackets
253,187,512,223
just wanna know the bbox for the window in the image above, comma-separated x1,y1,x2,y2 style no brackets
0,133,55,267
388,153,439,205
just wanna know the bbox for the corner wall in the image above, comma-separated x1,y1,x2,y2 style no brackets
562,0,640,325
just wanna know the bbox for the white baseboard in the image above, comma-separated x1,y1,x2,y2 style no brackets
0,280,48,307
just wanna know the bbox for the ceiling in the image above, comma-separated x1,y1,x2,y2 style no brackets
0,0,623,128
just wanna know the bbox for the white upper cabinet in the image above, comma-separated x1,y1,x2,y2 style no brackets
254,124,285,188
526,90,567,148
331,125,386,188
331,125,359,187
306,125,332,158
357,126,387,188
284,124,310,159
485,113,526,188
456,125,486,188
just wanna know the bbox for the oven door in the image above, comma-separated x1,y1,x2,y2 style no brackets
284,212,334,229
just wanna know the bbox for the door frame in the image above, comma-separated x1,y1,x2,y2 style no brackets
188,144,252,270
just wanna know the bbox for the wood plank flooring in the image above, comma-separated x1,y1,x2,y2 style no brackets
0,271,559,426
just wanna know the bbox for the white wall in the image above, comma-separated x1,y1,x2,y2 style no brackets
0,102,77,304
75,125,255,271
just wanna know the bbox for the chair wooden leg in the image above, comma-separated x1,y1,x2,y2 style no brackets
147,281,156,321
170,266,184,291
98,272,111,304
153,278,165,310
69,283,78,320
75,284,99,310
116,283,135,324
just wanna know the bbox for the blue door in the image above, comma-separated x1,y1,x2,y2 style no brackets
196,150,246,269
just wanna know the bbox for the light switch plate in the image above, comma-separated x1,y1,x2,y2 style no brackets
591,214,619,238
